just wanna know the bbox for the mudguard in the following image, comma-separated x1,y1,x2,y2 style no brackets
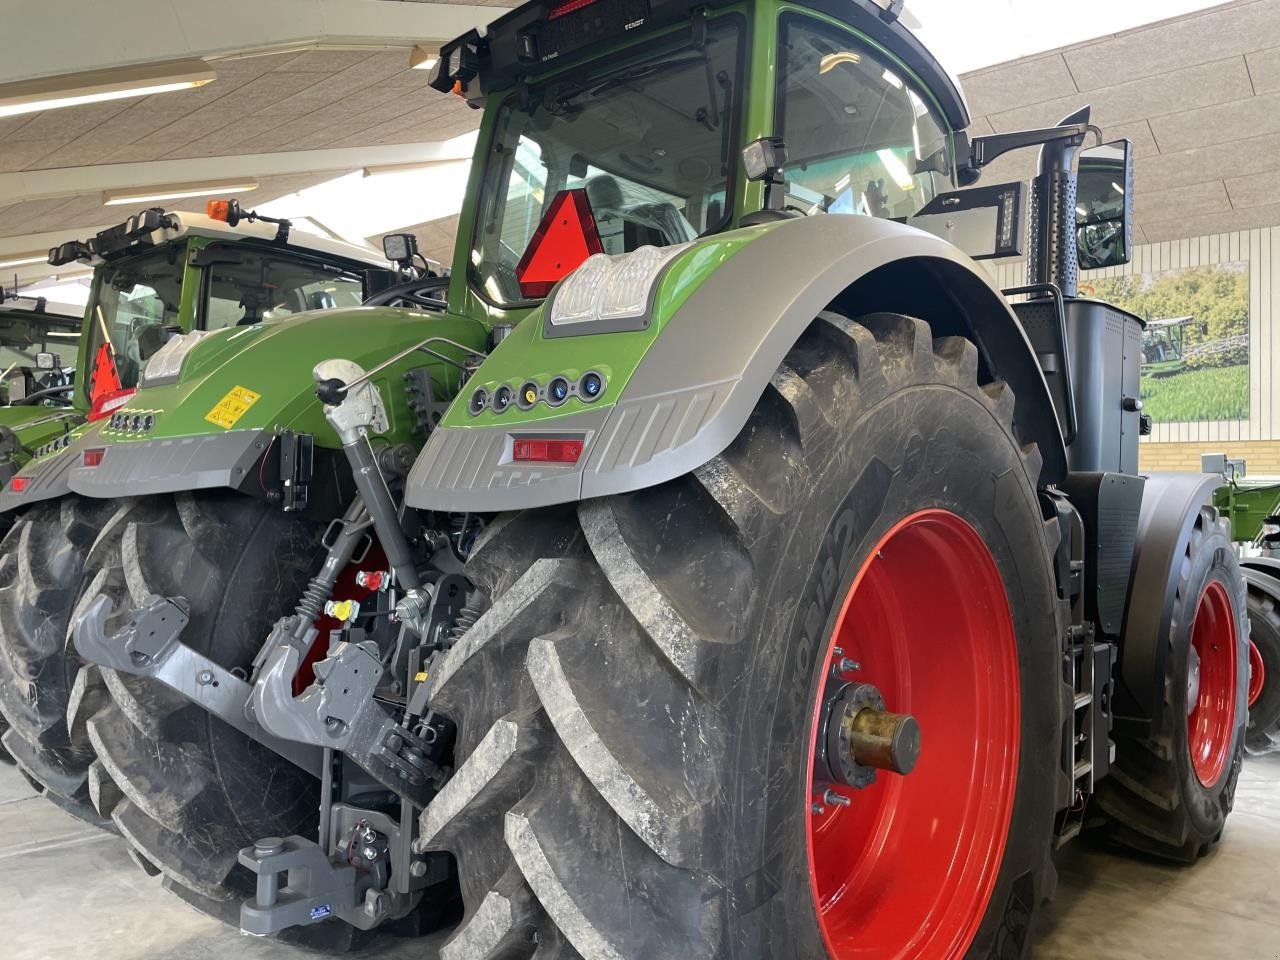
406,214,1067,512
0,421,101,512
1118,471,1223,731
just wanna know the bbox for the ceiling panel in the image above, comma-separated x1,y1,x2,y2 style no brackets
964,0,1280,243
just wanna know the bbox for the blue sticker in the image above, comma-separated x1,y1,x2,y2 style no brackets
310,904,332,921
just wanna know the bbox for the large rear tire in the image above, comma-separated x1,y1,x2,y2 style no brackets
73,491,356,943
421,313,1065,959
0,496,116,823
1094,507,1248,862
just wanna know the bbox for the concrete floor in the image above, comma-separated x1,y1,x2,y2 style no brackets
3,759,1280,960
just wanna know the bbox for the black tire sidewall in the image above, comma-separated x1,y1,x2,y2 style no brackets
1246,586,1280,751
725,382,1060,960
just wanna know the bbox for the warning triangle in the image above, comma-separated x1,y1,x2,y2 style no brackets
89,341,123,403
515,188,604,298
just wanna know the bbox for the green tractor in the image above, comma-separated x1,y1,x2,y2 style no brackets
0,204,403,813
0,290,83,482
1141,315,1191,378
1,0,1253,956
1211,461,1280,756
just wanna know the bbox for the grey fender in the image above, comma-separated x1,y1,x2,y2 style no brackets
407,215,1066,512
0,421,105,514
1118,471,1224,731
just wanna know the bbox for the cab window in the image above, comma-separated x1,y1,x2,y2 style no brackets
201,245,364,329
776,15,951,219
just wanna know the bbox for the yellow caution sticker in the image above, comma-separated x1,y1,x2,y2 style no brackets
204,385,261,429
414,671,429,683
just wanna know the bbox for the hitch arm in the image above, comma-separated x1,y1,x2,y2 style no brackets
73,595,323,778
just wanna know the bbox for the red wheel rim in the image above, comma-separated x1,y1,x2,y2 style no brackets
1248,639,1265,708
805,510,1019,960
1187,581,1237,788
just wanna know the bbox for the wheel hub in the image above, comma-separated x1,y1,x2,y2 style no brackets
821,682,921,790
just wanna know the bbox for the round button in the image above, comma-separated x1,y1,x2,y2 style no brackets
493,386,513,413
580,371,604,400
520,382,539,408
548,377,570,406
469,389,488,415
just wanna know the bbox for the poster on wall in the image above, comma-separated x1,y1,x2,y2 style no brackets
1080,262,1250,424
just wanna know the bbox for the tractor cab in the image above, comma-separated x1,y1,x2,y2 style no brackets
435,0,971,316
0,292,81,407
50,204,390,422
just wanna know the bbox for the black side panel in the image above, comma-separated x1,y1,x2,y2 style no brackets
1059,299,1144,475
1060,472,1145,636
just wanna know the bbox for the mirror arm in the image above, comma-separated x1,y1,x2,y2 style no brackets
965,123,1090,175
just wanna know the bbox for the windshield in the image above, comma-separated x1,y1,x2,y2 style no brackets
777,15,951,219
83,247,184,407
471,18,742,306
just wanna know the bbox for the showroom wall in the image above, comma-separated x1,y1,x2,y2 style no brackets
987,225,1280,473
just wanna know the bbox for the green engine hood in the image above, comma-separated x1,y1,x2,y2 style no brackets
101,306,489,449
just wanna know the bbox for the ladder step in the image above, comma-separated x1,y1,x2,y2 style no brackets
1074,692,1092,710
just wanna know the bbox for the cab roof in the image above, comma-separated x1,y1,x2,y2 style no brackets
431,0,969,130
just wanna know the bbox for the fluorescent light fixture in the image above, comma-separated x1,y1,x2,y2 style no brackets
410,46,439,71
0,59,215,119
47,331,81,339
0,253,47,269
876,149,915,190
101,178,258,207
363,158,465,178
1112,181,1126,195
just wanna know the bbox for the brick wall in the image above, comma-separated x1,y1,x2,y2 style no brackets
1139,441,1280,474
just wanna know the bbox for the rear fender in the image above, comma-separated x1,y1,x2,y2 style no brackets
407,215,1065,512
1117,472,1223,733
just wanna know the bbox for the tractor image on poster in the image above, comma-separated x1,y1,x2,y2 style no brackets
0,1,1250,957
1142,315,1190,378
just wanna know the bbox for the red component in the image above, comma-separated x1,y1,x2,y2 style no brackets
88,342,123,408
514,189,604,299
82,448,105,467
355,570,389,592
548,0,598,18
512,437,584,463
806,510,1019,959
1188,580,1238,787
10,477,28,493
1249,638,1266,708
296,543,388,693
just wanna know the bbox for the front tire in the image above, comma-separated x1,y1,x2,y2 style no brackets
421,312,1065,959
1094,507,1248,862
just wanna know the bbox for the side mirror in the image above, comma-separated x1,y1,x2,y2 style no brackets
382,233,419,267
35,352,61,371
1076,138,1133,270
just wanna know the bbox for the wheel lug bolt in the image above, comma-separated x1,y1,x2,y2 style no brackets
811,803,824,815
823,789,850,807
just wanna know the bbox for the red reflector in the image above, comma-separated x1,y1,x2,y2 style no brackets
10,477,29,492
82,448,105,467
512,438,584,464
549,0,599,18
515,188,604,299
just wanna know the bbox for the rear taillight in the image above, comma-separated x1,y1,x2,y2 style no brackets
10,477,29,492
512,438,584,464
82,449,105,467
548,0,599,18
88,387,136,422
